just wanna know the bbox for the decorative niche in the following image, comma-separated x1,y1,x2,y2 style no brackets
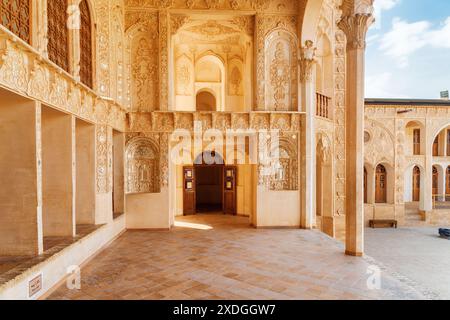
125,137,160,194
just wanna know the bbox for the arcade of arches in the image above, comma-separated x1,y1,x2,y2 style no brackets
0,0,447,300
364,99,450,227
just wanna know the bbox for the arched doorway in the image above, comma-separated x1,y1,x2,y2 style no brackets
446,167,450,200
433,137,439,156
375,164,387,203
433,166,439,196
412,166,421,202
183,151,237,215
364,167,368,204
196,91,216,111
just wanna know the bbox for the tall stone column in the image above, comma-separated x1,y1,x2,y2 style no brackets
338,11,374,256
299,41,316,229
422,155,434,213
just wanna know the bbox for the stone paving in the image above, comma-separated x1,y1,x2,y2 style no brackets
48,214,425,300
0,224,101,285
366,226,450,300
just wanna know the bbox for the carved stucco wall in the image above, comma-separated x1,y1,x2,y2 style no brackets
122,1,301,113
332,2,346,217
264,28,298,111
125,12,159,112
125,132,169,191
125,136,161,193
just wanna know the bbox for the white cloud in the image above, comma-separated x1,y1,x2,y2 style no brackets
428,17,450,48
375,0,401,11
372,0,401,29
366,34,380,46
365,72,409,98
379,17,450,68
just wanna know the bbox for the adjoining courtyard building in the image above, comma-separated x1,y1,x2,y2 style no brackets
0,0,447,300
365,99,450,228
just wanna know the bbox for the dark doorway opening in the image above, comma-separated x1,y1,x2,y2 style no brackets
195,165,224,213
183,151,237,216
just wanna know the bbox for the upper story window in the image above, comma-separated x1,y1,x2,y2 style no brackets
79,0,93,88
433,137,439,157
47,0,69,72
447,130,450,156
413,129,421,155
0,0,31,43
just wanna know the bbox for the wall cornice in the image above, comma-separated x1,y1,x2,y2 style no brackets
127,111,304,133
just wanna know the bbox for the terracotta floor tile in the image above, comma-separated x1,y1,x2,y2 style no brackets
47,214,425,300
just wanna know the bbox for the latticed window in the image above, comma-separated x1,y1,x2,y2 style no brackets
0,0,31,43
79,0,93,88
47,0,69,72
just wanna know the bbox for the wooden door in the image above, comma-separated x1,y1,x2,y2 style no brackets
375,165,387,203
364,167,368,204
447,131,450,156
183,166,196,215
446,167,450,198
412,166,420,202
223,166,237,215
432,166,438,196
433,137,439,156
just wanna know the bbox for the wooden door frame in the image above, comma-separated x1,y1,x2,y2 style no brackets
412,166,420,202
364,167,368,204
223,165,237,215
375,165,387,203
183,166,196,215
446,167,450,197
432,166,439,196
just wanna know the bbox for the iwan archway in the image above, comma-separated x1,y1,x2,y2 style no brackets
183,151,237,215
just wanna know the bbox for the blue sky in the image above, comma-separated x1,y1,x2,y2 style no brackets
366,0,450,99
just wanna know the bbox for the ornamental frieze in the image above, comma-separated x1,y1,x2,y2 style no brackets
127,112,303,133
125,0,298,13
0,32,127,132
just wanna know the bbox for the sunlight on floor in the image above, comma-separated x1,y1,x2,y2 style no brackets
174,220,213,230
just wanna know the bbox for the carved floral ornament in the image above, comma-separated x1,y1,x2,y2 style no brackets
269,42,290,110
125,0,293,12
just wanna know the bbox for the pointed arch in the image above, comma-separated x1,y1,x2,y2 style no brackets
125,137,160,194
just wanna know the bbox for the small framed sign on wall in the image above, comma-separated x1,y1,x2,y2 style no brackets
29,274,43,298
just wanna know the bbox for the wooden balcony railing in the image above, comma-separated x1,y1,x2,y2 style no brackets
316,92,332,119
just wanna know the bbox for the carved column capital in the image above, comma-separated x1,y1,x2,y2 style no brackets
299,40,317,83
337,14,375,50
